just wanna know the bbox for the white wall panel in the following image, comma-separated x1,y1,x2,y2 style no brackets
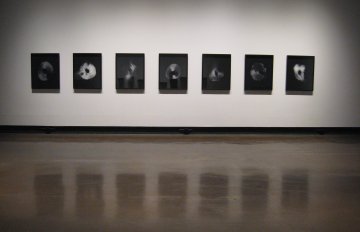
0,0,359,127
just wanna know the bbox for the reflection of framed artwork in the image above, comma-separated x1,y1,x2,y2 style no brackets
76,174,103,217
159,54,188,90
31,53,60,89
73,53,102,89
202,54,231,90
245,55,273,91
286,56,315,92
116,53,145,90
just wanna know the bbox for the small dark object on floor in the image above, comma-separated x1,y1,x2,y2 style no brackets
41,127,56,134
179,128,192,135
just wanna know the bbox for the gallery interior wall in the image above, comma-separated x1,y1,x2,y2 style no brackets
0,0,359,127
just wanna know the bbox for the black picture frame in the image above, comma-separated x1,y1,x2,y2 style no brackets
286,56,315,92
73,53,102,90
159,54,188,90
31,53,60,90
245,55,273,91
202,54,231,91
116,53,145,90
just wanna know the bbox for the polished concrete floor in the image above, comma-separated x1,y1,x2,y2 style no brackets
0,134,359,231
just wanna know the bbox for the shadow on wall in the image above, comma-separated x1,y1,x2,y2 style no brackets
325,0,360,108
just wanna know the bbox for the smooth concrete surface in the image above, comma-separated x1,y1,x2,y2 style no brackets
0,134,360,231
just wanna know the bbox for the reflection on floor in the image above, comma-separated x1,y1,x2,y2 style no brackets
159,172,187,218
282,170,308,211
241,169,269,214
76,174,104,218
34,174,64,217
199,173,229,218
117,173,145,219
0,134,359,231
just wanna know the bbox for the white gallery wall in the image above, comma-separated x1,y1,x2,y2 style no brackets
0,0,359,127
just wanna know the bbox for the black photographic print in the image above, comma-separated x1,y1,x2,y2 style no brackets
73,53,102,90
31,53,60,89
245,55,273,91
286,56,315,92
116,53,145,90
159,54,188,90
202,54,231,91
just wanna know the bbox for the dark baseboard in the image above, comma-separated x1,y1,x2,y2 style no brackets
0,126,359,135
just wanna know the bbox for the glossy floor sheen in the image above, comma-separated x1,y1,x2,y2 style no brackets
0,134,360,232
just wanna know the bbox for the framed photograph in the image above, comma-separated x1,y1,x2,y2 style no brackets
245,55,273,91
286,56,315,92
159,54,188,90
31,53,60,89
202,54,231,91
73,53,102,89
116,53,145,90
